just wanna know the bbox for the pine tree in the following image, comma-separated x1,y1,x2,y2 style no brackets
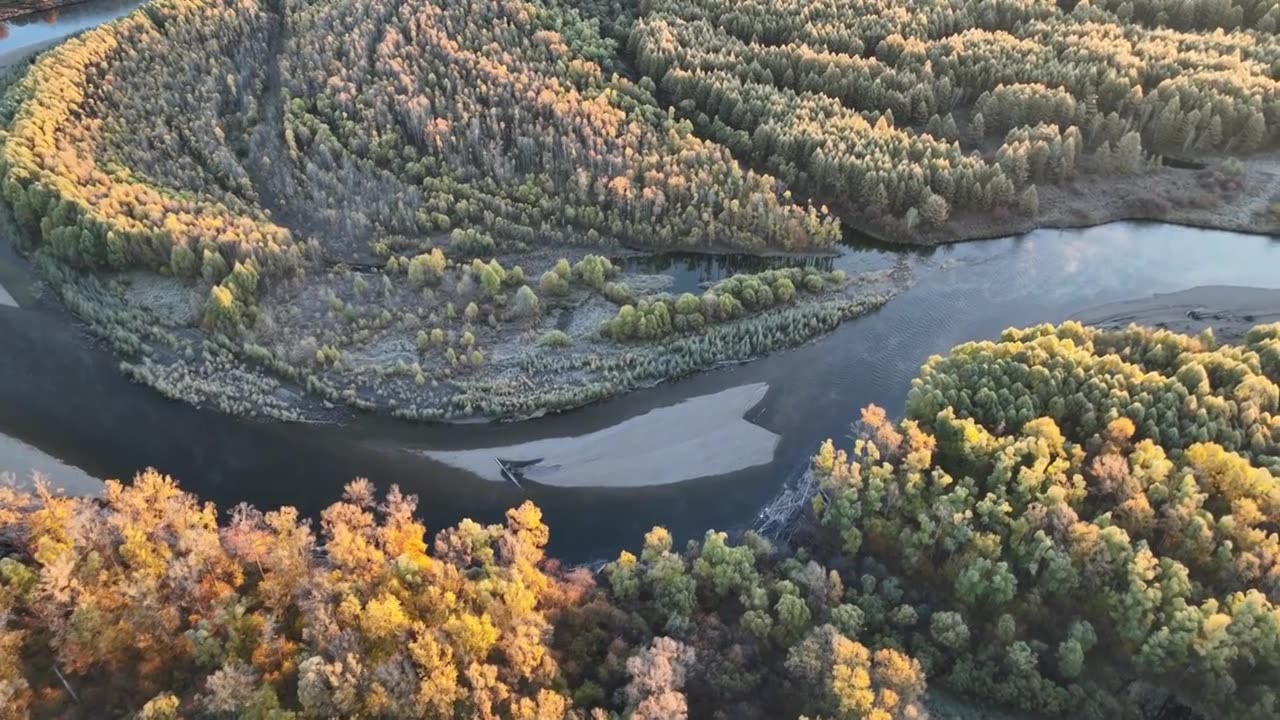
920,192,950,227
1116,131,1144,175
971,112,986,143
1241,113,1267,152
1017,185,1039,216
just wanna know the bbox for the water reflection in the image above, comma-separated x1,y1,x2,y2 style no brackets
0,0,142,65
622,252,837,294
622,229,905,295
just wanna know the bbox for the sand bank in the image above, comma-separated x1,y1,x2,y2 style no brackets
1073,285,1280,343
0,281,16,308
421,382,777,488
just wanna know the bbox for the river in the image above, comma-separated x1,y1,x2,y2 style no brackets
0,0,139,63
2,8,1279,562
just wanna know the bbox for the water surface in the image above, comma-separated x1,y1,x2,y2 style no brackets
0,0,140,64
3,222,1278,561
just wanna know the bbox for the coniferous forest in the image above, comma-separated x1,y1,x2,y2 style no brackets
2,322,1279,718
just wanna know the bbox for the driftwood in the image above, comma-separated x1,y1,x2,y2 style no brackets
495,458,522,488
754,464,826,542
495,457,545,489
53,665,79,704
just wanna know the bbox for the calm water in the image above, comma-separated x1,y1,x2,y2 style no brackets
3,222,1279,561
3,5,1280,562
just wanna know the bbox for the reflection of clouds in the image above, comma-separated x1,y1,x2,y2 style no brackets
908,223,1277,300
1062,242,1082,274
1048,224,1141,279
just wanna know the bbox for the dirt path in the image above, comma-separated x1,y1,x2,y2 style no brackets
242,9,297,225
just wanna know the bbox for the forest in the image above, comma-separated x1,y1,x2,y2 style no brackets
2,0,1277,420
0,0,886,422
1,0,1279,717
628,0,1279,237
1,321,1277,719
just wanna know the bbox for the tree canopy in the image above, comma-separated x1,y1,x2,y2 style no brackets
4,321,1278,718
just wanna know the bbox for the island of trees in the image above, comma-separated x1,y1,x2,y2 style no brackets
1,320,1277,718
0,0,902,421
2,0,1276,420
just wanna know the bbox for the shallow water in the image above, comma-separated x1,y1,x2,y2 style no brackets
3,221,1279,561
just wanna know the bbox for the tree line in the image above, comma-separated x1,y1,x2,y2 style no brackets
627,0,1278,229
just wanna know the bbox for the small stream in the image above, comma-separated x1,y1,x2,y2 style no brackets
2,7,1280,562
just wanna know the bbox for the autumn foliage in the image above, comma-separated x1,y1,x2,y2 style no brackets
813,321,1280,718
0,472,925,719
4,322,1279,718
630,0,1278,229
0,0,838,308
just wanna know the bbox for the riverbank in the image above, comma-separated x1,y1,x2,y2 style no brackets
421,382,777,487
1072,285,1280,343
52,243,901,420
0,0,90,22
3,221,1280,563
850,154,1280,247
12,220,905,425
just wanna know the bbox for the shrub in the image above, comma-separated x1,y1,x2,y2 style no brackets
539,270,569,296
407,248,447,287
169,244,198,278
539,329,572,347
573,254,615,290
448,228,496,257
512,285,540,318
604,281,632,304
